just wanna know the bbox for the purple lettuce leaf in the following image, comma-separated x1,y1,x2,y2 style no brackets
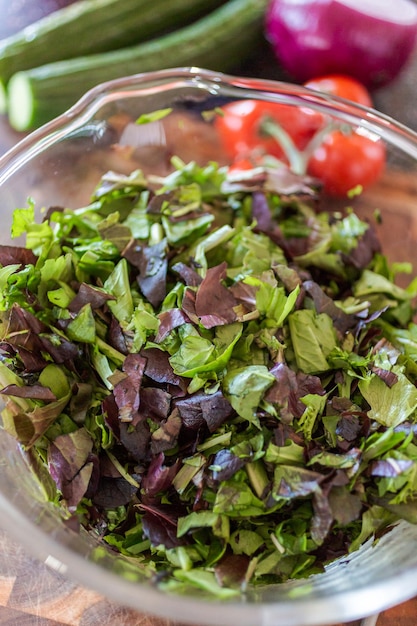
146,190,175,215
211,449,245,482
370,365,398,388
155,308,191,343
335,414,365,444
214,553,250,588
140,347,185,388
180,287,199,326
119,420,150,463
370,458,414,477
328,486,363,526
266,363,325,422
150,408,182,455
0,383,56,401
15,395,71,448
303,280,357,334
139,502,185,549
107,317,129,355
171,262,203,287
48,428,98,508
311,489,334,545
61,462,95,511
0,244,37,266
7,303,47,337
139,386,172,422
123,239,168,307
102,393,120,439
175,390,234,433
5,305,79,365
273,423,305,447
229,281,258,312
92,477,139,508
265,167,320,197
274,466,326,499
10,346,48,372
113,353,147,423
141,452,180,496
48,428,93,487
194,262,238,329
342,224,381,270
68,283,115,312
251,191,285,249
39,334,79,365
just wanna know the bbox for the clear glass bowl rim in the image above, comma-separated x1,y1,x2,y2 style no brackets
2,65,417,181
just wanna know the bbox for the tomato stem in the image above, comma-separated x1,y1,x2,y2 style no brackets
260,116,338,177
260,116,307,175
302,122,339,162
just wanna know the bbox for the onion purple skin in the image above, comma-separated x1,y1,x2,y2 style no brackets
265,0,417,90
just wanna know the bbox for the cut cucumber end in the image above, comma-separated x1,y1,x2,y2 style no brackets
8,72,35,131
0,80,7,115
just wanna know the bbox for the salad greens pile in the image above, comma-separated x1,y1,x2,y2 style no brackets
1,155,417,597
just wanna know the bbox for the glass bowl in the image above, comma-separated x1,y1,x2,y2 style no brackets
1,67,417,626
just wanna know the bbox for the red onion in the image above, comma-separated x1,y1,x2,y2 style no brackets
0,0,77,39
265,0,417,89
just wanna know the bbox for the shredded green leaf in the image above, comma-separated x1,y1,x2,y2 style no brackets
1,155,417,598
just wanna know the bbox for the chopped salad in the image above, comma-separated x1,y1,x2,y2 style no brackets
1,117,417,597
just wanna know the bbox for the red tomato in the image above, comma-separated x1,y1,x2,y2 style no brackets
303,76,384,196
303,75,373,108
216,76,385,197
307,130,386,197
215,99,323,162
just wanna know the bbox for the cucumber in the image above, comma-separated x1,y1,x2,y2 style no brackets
8,0,269,131
0,0,225,83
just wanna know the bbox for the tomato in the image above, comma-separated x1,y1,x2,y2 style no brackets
303,75,373,108
216,75,385,197
303,76,385,196
307,130,386,197
215,99,323,162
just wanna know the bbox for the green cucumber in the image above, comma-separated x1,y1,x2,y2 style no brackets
8,0,269,131
0,0,225,83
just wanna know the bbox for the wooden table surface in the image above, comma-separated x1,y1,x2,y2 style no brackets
1,19,417,626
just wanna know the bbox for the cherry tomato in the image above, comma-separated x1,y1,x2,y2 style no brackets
215,99,323,162
303,75,373,108
216,76,385,197
303,76,385,196
307,130,386,197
